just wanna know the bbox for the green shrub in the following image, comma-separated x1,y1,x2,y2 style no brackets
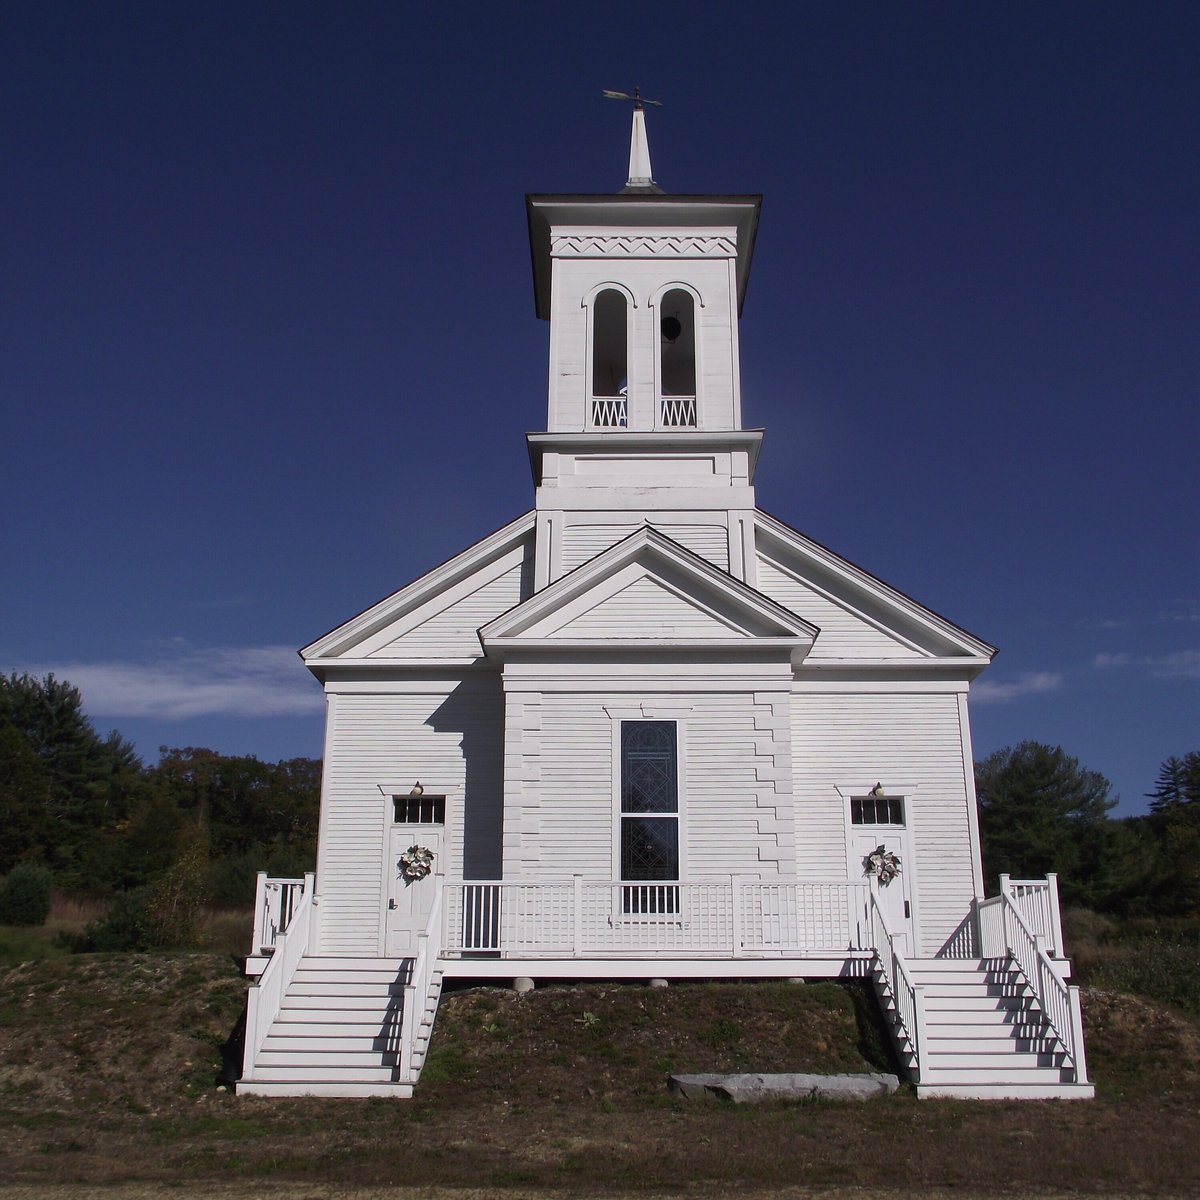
0,862,53,926
1092,923,1200,1015
145,828,210,948
207,852,259,909
79,889,152,951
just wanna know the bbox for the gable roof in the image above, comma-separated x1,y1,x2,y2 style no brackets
753,509,997,664
479,525,817,660
301,511,535,670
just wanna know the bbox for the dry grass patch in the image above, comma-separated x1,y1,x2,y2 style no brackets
1,953,1198,1196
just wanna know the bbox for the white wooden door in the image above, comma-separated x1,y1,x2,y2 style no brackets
385,825,443,957
850,826,914,955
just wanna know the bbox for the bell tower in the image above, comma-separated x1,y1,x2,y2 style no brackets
526,99,763,590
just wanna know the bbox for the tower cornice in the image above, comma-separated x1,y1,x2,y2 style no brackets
526,193,761,319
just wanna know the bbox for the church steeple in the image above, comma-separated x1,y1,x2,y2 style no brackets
524,112,764,588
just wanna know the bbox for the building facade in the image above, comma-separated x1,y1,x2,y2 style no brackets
240,108,1091,1100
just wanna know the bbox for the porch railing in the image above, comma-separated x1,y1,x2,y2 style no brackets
244,871,314,1078
250,872,306,957
977,882,1088,1082
441,877,870,958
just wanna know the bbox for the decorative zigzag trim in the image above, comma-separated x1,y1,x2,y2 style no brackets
550,234,736,257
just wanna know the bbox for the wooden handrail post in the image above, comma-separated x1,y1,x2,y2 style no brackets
573,874,584,958
1046,873,1063,956
251,871,268,955
912,984,927,1080
730,875,742,957
1068,984,1090,1083
303,872,316,953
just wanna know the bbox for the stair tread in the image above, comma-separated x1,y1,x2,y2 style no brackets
247,1065,403,1082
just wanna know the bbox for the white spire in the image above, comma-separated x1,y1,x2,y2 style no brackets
627,105,654,188
603,88,662,191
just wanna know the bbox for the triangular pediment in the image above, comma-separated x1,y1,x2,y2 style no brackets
547,574,748,640
480,525,817,656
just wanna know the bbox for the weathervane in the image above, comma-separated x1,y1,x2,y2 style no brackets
602,86,662,111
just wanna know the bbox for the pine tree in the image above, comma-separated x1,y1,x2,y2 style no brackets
1147,752,1200,812
975,741,1118,905
0,672,142,885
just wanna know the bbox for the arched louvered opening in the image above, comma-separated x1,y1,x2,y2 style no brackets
591,288,628,428
658,288,697,427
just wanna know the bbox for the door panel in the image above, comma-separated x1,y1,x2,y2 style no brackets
385,824,443,957
850,827,914,955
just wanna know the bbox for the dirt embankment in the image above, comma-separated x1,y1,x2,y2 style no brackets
1,954,1198,1197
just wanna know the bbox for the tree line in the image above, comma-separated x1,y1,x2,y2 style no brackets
0,671,319,940
1,671,1197,933
976,742,1199,915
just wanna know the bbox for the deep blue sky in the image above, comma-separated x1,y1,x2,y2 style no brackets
3,2,1196,814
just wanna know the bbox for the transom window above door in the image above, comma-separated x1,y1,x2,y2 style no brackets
851,794,905,826
393,794,446,824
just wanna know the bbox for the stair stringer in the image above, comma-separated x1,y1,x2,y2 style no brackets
407,964,445,1077
869,957,921,1083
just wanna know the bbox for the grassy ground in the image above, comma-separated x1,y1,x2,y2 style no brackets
1,951,1199,1198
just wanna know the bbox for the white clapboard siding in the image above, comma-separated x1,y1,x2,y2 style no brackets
367,560,526,659
561,522,729,573
790,691,974,954
551,576,746,639
505,689,794,880
756,557,923,660
318,686,504,955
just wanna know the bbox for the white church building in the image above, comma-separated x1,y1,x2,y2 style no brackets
239,105,1091,1100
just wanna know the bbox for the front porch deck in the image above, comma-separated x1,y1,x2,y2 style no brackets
239,872,1089,1100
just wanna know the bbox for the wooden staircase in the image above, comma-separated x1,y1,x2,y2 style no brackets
237,956,444,1098
874,956,1094,1100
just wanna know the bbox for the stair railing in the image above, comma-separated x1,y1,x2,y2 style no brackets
996,874,1064,957
978,883,1089,1084
243,871,315,1079
399,874,446,1082
249,873,306,957
866,883,925,1079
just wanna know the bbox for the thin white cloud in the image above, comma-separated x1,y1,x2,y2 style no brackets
1152,650,1200,679
1093,649,1200,680
16,645,323,720
972,671,1064,704
1160,600,1200,624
